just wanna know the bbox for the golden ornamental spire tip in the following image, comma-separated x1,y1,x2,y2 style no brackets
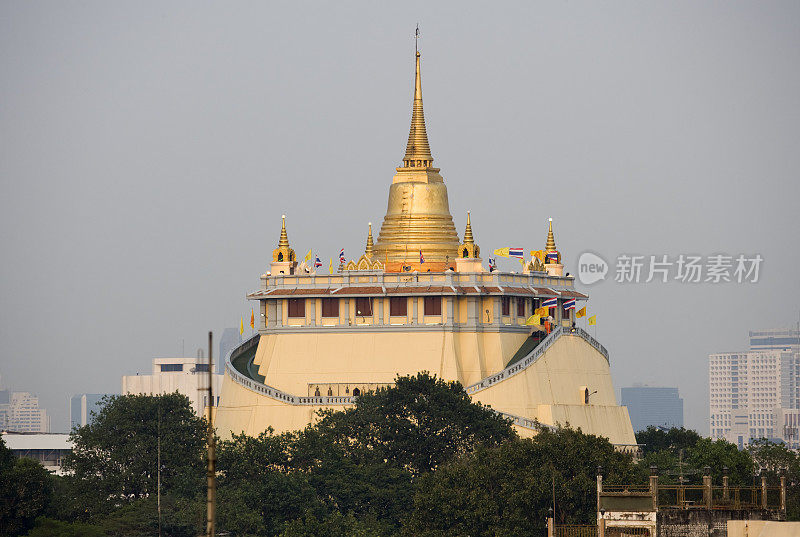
401,47,433,168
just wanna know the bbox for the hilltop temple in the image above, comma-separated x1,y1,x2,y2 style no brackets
214,49,636,447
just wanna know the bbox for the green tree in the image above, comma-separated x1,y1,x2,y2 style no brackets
405,426,638,536
307,372,516,476
685,437,754,486
635,426,702,456
748,439,800,520
21,517,104,537
61,393,206,518
0,438,54,536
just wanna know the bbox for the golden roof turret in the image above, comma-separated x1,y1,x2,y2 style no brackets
402,52,433,168
374,45,460,270
272,214,296,263
463,211,475,244
459,211,480,259
365,222,375,258
544,217,561,265
546,218,556,252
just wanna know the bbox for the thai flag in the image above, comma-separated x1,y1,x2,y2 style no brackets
420,250,425,263
339,249,345,263
546,251,558,261
509,247,524,259
488,257,496,268
563,299,576,310
314,256,323,268
542,298,558,309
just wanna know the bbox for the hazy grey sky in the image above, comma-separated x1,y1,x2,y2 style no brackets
1,2,798,433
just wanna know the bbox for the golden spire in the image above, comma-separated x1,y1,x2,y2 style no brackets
365,222,374,258
545,217,556,251
278,214,290,248
463,211,474,244
272,214,296,264
402,51,433,168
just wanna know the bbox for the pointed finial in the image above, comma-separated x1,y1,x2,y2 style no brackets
545,218,557,252
463,211,474,244
278,214,290,248
402,37,433,168
365,222,374,258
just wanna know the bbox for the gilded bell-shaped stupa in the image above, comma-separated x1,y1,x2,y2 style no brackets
374,50,460,270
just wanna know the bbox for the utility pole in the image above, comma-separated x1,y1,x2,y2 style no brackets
157,404,162,537
206,331,216,537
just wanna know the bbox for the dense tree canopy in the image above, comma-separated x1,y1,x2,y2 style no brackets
0,437,54,536
61,392,206,518
5,383,797,536
406,426,639,537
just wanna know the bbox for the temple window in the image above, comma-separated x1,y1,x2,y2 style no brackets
501,297,511,316
516,297,525,317
321,298,339,318
390,297,407,316
355,297,373,316
287,298,305,318
353,388,361,397
462,248,468,258
424,296,441,316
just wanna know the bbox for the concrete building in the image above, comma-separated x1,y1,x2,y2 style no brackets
122,357,222,416
709,327,800,449
213,48,636,448
69,393,112,430
620,386,683,432
0,392,50,433
749,328,800,353
2,431,72,474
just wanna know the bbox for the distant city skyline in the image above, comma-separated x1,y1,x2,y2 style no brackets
2,2,799,433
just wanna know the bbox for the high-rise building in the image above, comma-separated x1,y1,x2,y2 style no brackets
0,388,10,430
2,392,50,433
122,358,223,416
620,386,683,432
709,327,800,449
69,394,112,430
749,328,800,353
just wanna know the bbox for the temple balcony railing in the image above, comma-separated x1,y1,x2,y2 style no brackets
465,326,609,395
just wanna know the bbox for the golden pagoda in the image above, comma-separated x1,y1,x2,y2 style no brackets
213,42,636,450
373,51,460,272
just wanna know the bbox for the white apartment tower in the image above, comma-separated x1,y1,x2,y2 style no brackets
4,392,51,433
709,327,800,449
122,357,223,416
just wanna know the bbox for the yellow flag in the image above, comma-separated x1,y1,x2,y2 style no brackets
493,247,510,258
304,248,312,262
240,316,244,335
576,306,586,318
588,315,596,326
525,314,541,326
250,308,255,329
519,257,526,267
530,250,545,262
329,258,333,273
